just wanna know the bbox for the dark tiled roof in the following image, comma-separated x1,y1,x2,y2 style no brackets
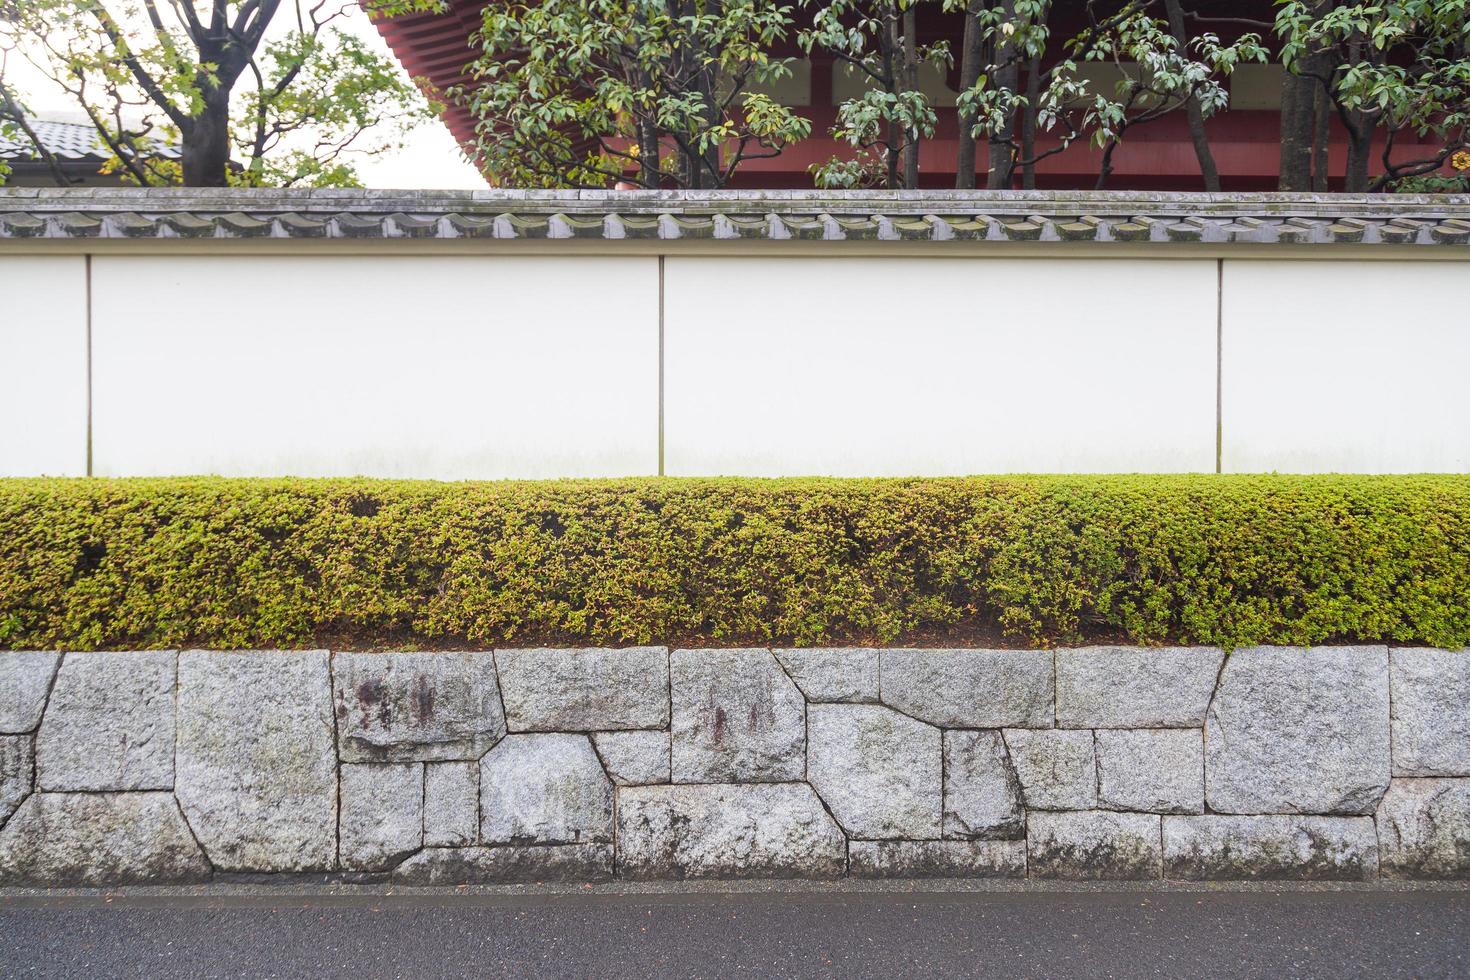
0,188,1467,244
0,118,180,163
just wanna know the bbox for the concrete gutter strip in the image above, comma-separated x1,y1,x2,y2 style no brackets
2,878,1468,908
0,188,1468,244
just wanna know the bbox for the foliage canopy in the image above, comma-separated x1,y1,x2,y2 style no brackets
458,0,811,189
0,0,438,187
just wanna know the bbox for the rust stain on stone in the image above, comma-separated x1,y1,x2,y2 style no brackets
356,679,392,730
413,675,436,724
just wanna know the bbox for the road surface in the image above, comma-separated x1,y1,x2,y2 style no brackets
2,885,1467,979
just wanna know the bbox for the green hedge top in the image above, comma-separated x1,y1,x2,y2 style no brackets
2,476,1468,651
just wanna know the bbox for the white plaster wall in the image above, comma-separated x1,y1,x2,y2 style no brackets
1222,260,1470,473
0,255,88,477
7,250,1465,480
663,256,1219,475
90,255,659,478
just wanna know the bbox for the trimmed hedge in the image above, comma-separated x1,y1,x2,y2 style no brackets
1,476,1468,651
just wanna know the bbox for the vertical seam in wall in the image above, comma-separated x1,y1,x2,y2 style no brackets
1051,650,1059,729
1202,650,1229,815
1215,258,1223,475
938,726,948,840
1158,806,1165,881
657,254,666,477
85,253,94,478
34,652,66,746
1386,646,1396,778
328,651,343,870
1091,728,1101,805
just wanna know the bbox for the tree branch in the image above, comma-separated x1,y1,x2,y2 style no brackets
88,0,190,129
0,77,77,186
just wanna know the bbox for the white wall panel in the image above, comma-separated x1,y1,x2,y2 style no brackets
0,255,88,476
663,256,1218,475
91,255,659,478
1222,260,1470,473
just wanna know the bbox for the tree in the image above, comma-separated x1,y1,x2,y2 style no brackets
798,0,949,188
948,0,1051,188
955,1,1264,190
1162,0,1219,190
1276,0,1470,192
1081,9,1265,188
0,0,437,187
455,0,810,190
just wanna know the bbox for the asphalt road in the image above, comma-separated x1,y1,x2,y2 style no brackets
2,887,1467,980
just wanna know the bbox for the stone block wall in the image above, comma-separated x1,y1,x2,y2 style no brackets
0,646,1466,886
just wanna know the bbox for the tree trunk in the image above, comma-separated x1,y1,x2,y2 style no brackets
900,4,920,188
700,0,724,186
1281,0,1332,191
1096,139,1119,190
1164,0,1220,192
1278,71,1314,191
181,91,232,187
1021,52,1040,189
985,0,1018,190
885,120,902,189
1305,36,1338,191
638,118,660,188
1340,40,1372,193
881,12,902,189
954,0,987,189
1344,114,1373,192
1311,81,1332,191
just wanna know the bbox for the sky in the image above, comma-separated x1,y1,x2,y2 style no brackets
5,4,487,189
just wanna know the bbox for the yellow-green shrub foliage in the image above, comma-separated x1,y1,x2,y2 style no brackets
1,476,1468,650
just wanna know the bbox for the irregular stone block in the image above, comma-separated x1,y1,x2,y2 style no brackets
671,649,805,783
339,763,423,871
878,649,1052,728
942,730,1023,840
0,735,33,825
617,783,847,879
1096,729,1204,815
1005,729,1097,811
424,761,478,848
1056,646,1223,728
1027,810,1162,880
0,792,208,885
0,652,61,733
849,839,1026,879
593,730,670,785
480,734,612,845
332,651,504,763
36,651,175,792
394,844,613,884
175,650,337,872
1390,648,1470,777
774,648,879,703
807,704,941,840
1206,646,1391,815
1376,778,1470,879
496,647,668,732
1162,815,1378,881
